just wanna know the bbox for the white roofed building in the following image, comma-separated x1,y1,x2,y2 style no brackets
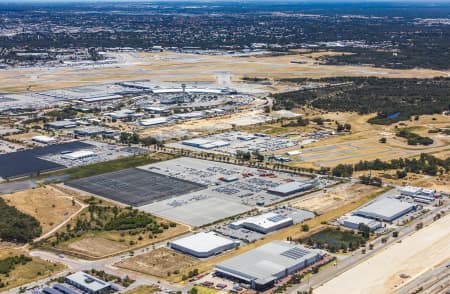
268,181,314,196
215,241,324,290
65,271,111,294
61,150,96,160
32,135,56,144
230,212,293,234
355,198,415,222
170,232,237,258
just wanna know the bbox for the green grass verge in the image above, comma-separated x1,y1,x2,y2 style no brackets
38,153,176,182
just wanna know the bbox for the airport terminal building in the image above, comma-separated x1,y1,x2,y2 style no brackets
215,241,323,290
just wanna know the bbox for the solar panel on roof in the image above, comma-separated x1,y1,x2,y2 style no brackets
280,247,309,259
42,287,60,294
53,284,80,294
267,215,287,222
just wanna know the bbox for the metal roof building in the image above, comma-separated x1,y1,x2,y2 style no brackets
65,271,111,294
355,198,415,222
32,135,56,144
170,232,237,258
61,150,96,160
339,215,382,231
215,241,323,290
229,212,293,234
268,181,314,196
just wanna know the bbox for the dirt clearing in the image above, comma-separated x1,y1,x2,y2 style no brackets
117,247,199,278
291,183,385,214
67,236,129,257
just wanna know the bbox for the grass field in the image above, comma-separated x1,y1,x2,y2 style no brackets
191,285,219,294
39,152,175,181
116,247,199,279
0,249,65,292
278,113,450,168
0,51,447,94
1,186,81,235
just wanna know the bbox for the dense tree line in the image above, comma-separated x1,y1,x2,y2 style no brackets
0,255,32,275
396,129,434,146
273,77,450,124
0,198,42,243
331,153,449,177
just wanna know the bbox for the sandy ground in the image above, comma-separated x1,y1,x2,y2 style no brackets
282,113,450,168
291,183,385,214
1,186,81,235
0,51,448,93
117,247,199,278
315,213,450,294
68,236,129,257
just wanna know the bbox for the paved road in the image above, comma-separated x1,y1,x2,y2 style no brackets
395,262,450,294
287,200,450,293
6,239,190,294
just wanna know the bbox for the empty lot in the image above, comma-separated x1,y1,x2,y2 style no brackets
116,247,199,278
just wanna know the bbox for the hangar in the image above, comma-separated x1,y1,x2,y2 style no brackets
215,241,323,290
268,181,314,196
229,212,293,234
355,198,415,222
170,232,237,258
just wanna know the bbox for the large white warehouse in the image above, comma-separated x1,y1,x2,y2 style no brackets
355,198,415,222
229,212,293,234
170,232,237,258
215,241,323,290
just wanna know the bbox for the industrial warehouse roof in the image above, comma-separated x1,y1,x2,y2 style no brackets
215,241,321,284
61,150,96,160
66,272,110,292
231,212,292,230
139,117,168,126
268,181,311,195
340,215,381,229
171,232,235,253
355,198,414,220
32,135,56,144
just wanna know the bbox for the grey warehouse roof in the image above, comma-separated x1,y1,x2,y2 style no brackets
215,241,321,284
66,271,110,292
355,198,414,220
